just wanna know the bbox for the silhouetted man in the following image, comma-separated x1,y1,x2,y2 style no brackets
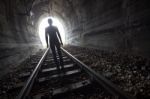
45,18,64,72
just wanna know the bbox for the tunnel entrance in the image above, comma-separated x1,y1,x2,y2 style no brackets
38,17,65,48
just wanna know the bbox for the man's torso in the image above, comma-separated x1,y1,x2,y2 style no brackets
46,26,59,44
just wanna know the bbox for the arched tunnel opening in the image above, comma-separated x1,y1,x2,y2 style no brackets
38,17,66,48
0,0,150,98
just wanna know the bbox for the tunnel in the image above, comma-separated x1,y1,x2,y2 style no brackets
0,0,150,98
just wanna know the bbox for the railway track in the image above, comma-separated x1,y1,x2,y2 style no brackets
6,47,135,99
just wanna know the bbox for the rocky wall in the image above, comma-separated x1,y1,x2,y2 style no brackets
0,0,150,77
0,0,42,77
57,0,150,57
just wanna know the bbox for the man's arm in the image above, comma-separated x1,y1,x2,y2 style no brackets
45,29,49,48
56,27,63,45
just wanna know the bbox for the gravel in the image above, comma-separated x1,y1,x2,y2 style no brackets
1,46,150,99
64,45,150,99
0,49,45,98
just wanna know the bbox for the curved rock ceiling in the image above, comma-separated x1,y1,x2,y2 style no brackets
0,0,150,76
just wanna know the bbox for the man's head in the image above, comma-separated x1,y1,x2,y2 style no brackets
48,18,53,26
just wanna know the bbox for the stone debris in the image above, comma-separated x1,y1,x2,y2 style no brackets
64,45,150,99
0,50,45,98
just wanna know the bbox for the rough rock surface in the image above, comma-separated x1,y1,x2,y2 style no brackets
0,0,150,77
0,0,42,77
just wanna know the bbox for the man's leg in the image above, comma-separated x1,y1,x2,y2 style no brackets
50,44,60,71
56,44,64,69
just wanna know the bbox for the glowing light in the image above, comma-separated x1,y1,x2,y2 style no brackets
38,17,65,48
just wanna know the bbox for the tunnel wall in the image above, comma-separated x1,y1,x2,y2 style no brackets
0,0,150,77
0,0,42,77
62,0,150,58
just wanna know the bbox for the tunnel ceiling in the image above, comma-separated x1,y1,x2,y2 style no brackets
31,0,80,31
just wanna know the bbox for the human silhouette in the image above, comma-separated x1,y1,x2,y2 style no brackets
45,18,64,72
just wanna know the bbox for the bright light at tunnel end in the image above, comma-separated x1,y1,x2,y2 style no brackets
38,17,65,48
